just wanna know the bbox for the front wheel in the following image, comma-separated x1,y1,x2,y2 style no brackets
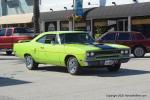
133,46,145,58
24,55,38,70
107,63,121,72
66,57,80,75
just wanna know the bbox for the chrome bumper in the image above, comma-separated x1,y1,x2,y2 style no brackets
85,57,130,66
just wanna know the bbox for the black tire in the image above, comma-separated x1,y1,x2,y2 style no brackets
6,51,12,55
24,55,38,70
107,63,121,72
133,46,145,58
66,57,80,75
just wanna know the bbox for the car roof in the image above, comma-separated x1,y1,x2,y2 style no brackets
32,31,88,42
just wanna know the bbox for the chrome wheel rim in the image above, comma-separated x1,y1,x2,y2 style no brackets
68,58,78,74
25,56,33,69
134,47,144,57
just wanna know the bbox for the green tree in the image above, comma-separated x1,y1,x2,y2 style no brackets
33,0,40,34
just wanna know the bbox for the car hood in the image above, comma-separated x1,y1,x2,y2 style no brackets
64,43,129,54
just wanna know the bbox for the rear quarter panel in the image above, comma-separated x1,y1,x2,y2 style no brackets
13,42,34,59
134,39,150,53
12,36,32,43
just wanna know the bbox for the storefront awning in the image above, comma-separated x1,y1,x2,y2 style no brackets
0,13,33,25
86,2,150,20
40,8,91,21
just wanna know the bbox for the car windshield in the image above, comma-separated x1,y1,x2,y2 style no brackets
59,33,95,44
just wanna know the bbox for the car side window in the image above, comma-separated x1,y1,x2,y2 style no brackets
134,33,145,40
37,34,59,44
6,29,13,36
37,35,47,43
118,32,130,41
59,34,65,44
0,29,6,36
101,33,116,41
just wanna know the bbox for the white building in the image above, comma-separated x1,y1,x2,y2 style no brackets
39,1,150,38
0,0,150,38
40,0,150,12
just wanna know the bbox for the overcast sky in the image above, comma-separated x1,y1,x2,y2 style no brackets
40,0,150,12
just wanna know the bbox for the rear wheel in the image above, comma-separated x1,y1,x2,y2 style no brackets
107,63,121,72
133,46,145,58
24,55,38,70
66,57,80,75
6,51,12,55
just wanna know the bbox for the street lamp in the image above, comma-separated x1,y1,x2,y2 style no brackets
112,2,117,6
50,8,53,12
133,0,138,3
64,7,67,10
88,2,98,6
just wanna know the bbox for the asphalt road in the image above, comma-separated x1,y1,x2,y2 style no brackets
0,53,150,100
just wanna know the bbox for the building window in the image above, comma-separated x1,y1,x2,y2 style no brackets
74,21,86,31
45,22,57,32
132,17,150,38
60,21,69,31
93,20,108,36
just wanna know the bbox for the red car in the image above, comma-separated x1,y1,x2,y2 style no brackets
0,27,34,55
97,31,150,57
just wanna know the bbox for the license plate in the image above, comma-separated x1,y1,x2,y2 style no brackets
104,60,114,65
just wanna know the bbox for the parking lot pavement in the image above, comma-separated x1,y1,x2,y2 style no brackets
0,53,150,100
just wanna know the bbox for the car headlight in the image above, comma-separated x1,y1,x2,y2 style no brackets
121,50,129,55
125,50,129,54
86,52,90,57
121,50,124,54
90,52,95,56
86,52,95,57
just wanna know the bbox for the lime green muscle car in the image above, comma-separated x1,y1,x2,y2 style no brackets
13,31,130,75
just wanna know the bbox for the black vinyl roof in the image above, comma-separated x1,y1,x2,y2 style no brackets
40,2,150,21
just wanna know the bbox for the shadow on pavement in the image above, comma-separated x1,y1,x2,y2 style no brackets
35,66,150,77
0,77,31,87
36,66,67,73
80,68,150,77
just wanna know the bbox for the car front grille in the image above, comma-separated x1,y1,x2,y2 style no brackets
94,50,121,59
95,55,120,59
95,50,120,55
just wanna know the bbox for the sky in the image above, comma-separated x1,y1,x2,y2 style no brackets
40,0,150,12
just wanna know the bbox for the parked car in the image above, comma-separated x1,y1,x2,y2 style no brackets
0,27,34,55
13,31,130,75
97,31,150,57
